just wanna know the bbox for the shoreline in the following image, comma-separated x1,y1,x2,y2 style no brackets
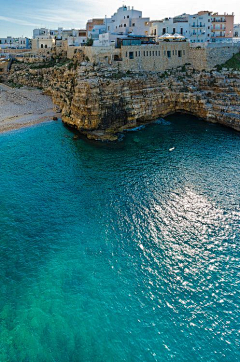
0,83,58,134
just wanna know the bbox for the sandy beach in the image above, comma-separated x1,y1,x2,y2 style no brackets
0,83,57,134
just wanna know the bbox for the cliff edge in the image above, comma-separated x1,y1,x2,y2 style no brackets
8,57,240,140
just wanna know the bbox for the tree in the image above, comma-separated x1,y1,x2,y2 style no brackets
86,38,93,46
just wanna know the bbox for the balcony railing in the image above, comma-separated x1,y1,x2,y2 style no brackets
191,33,206,36
212,19,226,22
212,28,226,31
191,24,206,28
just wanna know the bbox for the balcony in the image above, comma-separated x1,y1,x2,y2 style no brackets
191,33,205,36
212,28,226,31
191,24,206,28
212,19,226,23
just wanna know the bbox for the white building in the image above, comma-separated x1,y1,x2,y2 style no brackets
0,36,31,49
33,28,51,39
150,14,189,40
189,11,234,43
92,5,150,47
108,5,150,36
89,24,108,41
234,24,240,37
32,27,87,50
189,11,212,43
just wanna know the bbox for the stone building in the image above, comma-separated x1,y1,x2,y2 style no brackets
121,42,189,72
0,58,9,75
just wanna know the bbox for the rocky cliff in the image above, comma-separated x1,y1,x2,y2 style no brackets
8,61,240,140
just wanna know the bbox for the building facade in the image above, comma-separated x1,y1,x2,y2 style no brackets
86,19,105,38
234,24,240,37
90,5,150,47
189,11,212,43
189,11,234,43
211,13,234,41
121,42,189,72
0,37,31,49
150,14,189,40
107,5,150,36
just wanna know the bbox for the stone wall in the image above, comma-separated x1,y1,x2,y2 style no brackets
189,43,240,71
121,42,189,72
80,42,240,72
206,44,240,69
83,46,121,64
0,60,9,74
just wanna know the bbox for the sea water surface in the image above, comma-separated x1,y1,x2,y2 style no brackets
0,115,240,362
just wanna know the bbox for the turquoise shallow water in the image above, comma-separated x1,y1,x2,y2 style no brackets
0,115,240,362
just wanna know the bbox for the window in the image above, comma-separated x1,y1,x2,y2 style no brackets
146,51,148,56
150,51,151,56
127,16,129,19
155,51,157,56
178,50,182,57
132,23,135,27
172,50,174,55
41,44,43,48
158,51,160,56
135,51,137,57
163,28,166,34
144,51,145,56
129,52,134,59
167,51,171,58
173,28,176,34
124,24,126,27
126,52,127,57
45,44,47,48
183,50,185,55
164,50,166,56
139,51,140,56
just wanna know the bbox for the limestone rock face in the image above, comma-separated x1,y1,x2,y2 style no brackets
9,64,240,140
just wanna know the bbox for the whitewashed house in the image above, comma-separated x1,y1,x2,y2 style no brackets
108,5,150,36
150,14,189,40
92,5,150,47
234,24,240,37
0,36,31,49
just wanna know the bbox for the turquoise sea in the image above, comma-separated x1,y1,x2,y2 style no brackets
0,115,240,362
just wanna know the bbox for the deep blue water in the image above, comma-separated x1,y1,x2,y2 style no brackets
0,115,240,362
